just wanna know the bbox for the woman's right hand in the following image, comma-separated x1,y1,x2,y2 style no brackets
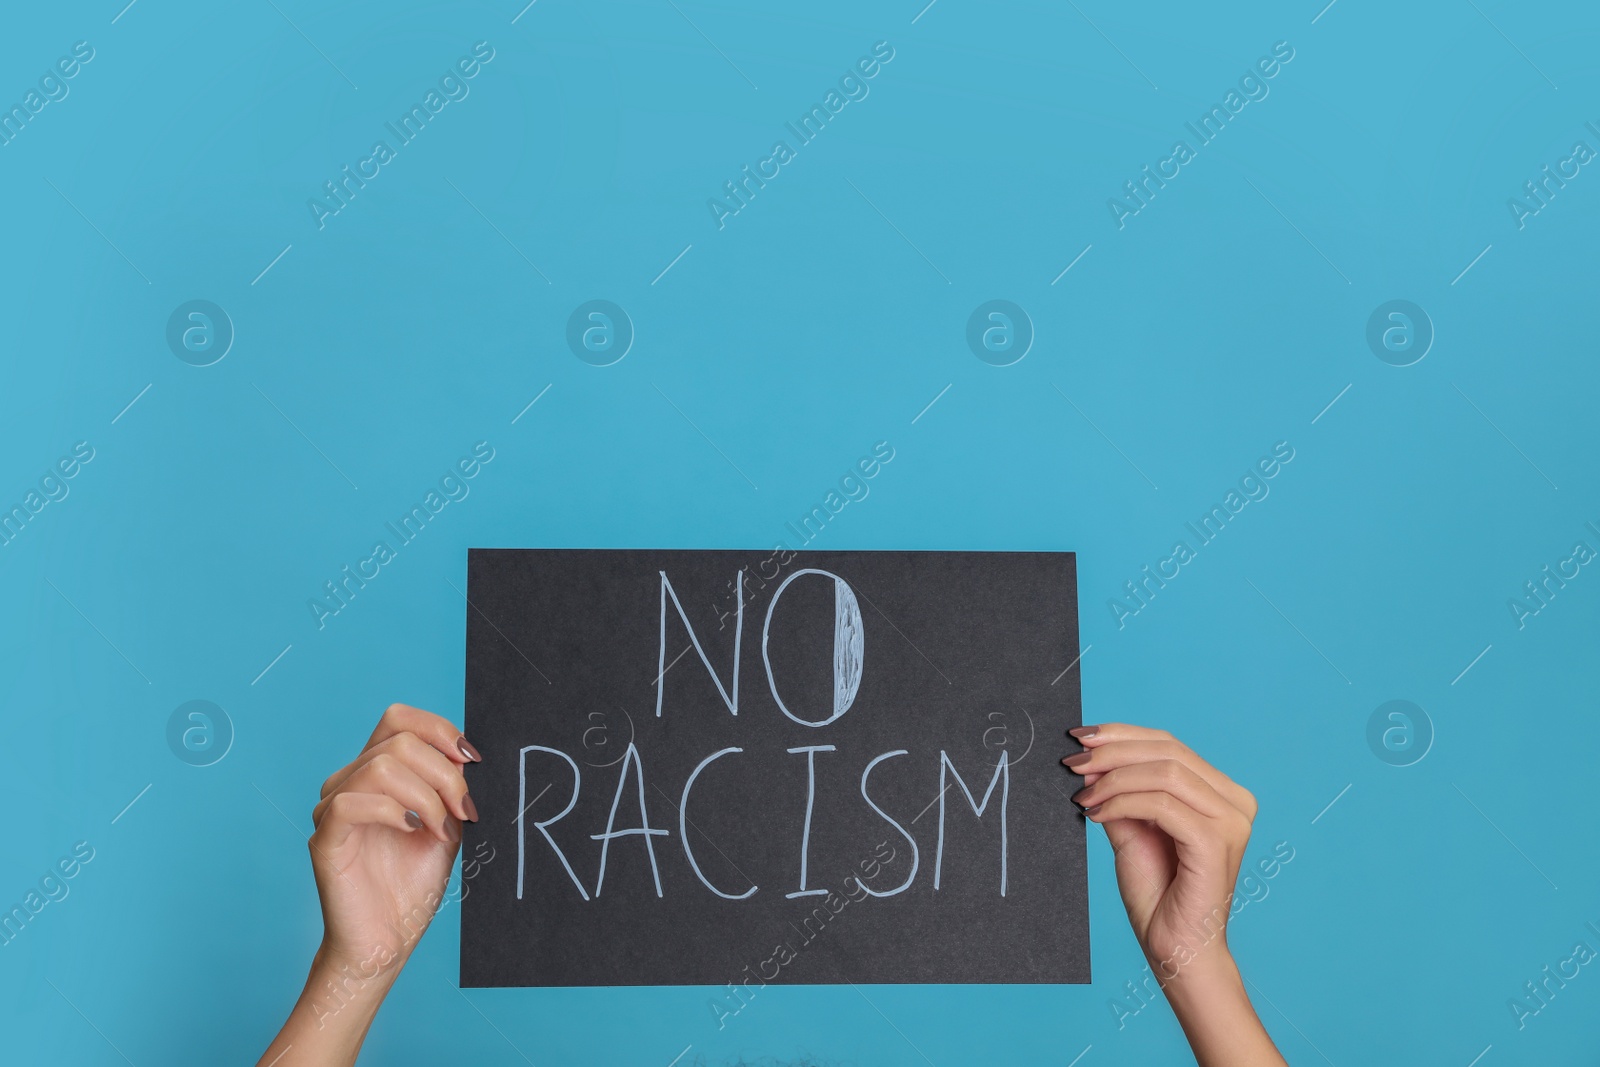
258,703,482,1067
309,703,480,972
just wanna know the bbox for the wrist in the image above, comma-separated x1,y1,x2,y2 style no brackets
1148,945,1286,1067
257,943,403,1067
1152,941,1243,1010
297,943,403,1042
1146,934,1237,994
308,938,406,1013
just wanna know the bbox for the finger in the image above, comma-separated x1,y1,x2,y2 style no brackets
322,732,476,822
309,791,421,853
1100,738,1256,823
315,754,456,844
1072,760,1233,820
366,703,481,765
323,704,480,797
321,752,363,799
1062,724,1175,776
1084,789,1211,849
1062,739,1199,780
1062,731,1255,818
1069,722,1175,746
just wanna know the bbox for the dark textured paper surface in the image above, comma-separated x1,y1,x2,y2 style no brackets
460,549,1088,987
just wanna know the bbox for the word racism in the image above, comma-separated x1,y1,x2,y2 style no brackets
309,42,496,230
1108,41,1295,230
1508,919,1600,1030
1508,520,1600,630
710,441,896,631
1,440,95,548
517,567,1014,904
1,841,95,948
708,41,896,230
0,40,95,148
1508,121,1600,230
1109,441,1296,629
308,441,495,629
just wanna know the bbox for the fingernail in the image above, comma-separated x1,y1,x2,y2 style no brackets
404,810,424,830
1062,752,1092,768
457,736,482,762
1068,725,1099,739
1082,804,1102,817
462,792,479,823
1071,787,1090,805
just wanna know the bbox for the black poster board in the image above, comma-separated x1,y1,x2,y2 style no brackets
460,549,1088,986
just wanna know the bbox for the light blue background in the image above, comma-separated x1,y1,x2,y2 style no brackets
2,1,1597,1064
